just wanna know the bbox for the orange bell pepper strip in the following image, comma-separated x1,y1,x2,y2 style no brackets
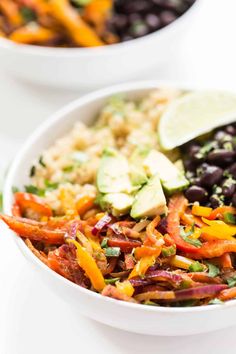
48,0,104,47
0,214,65,244
144,215,164,246
189,240,236,259
220,253,233,269
0,0,23,26
167,194,200,253
9,25,57,44
134,245,162,260
14,192,52,217
218,287,236,301
76,195,95,216
67,239,105,292
208,206,236,220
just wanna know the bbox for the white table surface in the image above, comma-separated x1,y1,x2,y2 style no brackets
1,0,236,352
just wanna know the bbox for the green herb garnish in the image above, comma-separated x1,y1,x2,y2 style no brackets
63,166,74,173
189,261,204,272
105,247,121,257
144,300,159,306
180,225,202,247
45,180,59,190
205,262,220,278
39,156,46,168
105,277,120,285
30,165,36,177
227,276,236,288
25,185,45,196
20,7,37,22
0,192,3,212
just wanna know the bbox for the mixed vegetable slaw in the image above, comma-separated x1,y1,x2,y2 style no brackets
1,89,236,307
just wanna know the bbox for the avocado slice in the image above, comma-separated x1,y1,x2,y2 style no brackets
143,150,189,195
99,193,134,217
97,148,132,194
130,174,167,219
129,147,149,187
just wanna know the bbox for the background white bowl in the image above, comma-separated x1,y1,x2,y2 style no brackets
0,1,200,90
4,80,236,336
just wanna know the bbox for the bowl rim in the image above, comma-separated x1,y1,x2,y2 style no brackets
3,79,236,314
0,0,200,57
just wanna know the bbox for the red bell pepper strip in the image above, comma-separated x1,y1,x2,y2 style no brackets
107,238,142,252
1,214,65,244
167,194,200,253
14,192,52,217
189,240,236,259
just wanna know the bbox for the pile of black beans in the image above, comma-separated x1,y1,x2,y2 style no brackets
107,0,196,42
182,123,236,208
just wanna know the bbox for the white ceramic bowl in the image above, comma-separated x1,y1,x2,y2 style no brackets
0,1,200,90
4,81,236,336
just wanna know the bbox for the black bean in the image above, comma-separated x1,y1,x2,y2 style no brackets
207,150,235,167
227,163,236,179
129,21,149,37
210,195,222,209
160,10,177,26
214,130,227,142
200,165,223,187
185,185,208,203
187,143,201,158
221,179,236,198
184,159,196,172
145,14,161,29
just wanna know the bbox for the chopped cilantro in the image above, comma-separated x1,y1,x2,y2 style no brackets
39,156,46,168
227,276,236,288
20,6,37,22
44,180,58,190
25,184,45,196
30,165,36,177
161,245,176,257
63,165,74,173
205,262,220,278
180,225,202,247
105,277,120,285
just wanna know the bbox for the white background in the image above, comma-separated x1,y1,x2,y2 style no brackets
0,0,236,352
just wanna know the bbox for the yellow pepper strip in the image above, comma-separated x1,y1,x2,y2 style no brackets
169,255,196,270
48,0,104,47
9,24,57,44
0,1,23,26
67,239,105,292
192,205,212,218
128,255,156,279
95,212,106,221
116,280,134,297
76,231,93,254
58,187,78,216
84,0,112,25
76,195,95,217
202,218,236,239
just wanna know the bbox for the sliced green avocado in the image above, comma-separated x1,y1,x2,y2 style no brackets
97,148,132,194
129,147,149,187
130,174,167,219
99,193,134,217
143,150,189,195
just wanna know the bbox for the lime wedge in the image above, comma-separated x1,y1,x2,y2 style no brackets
159,91,236,150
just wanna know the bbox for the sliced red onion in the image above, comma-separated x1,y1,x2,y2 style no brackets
174,284,228,301
129,278,153,287
92,214,112,235
108,238,142,252
146,270,183,287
